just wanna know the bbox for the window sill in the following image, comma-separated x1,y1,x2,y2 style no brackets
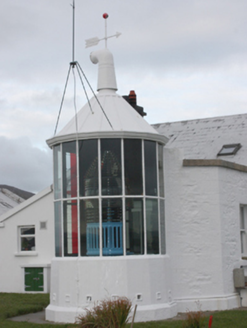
15,252,38,257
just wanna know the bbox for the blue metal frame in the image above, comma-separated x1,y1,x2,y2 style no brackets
87,222,123,256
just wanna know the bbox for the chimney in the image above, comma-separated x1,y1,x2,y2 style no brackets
122,90,147,117
129,90,137,107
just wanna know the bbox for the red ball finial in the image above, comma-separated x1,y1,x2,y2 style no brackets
103,13,109,19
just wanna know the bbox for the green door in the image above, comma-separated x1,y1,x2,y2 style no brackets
25,268,44,292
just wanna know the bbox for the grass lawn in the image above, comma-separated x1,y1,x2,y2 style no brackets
0,293,247,327
0,293,74,328
128,310,247,328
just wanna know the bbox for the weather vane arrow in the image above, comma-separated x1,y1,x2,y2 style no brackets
85,13,121,48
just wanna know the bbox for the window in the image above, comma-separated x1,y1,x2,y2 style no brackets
124,139,142,195
54,138,165,257
240,206,247,258
144,141,157,196
63,200,78,256
146,199,159,254
102,198,123,256
20,226,35,251
79,139,98,197
217,143,241,156
101,139,122,196
54,145,62,200
55,201,62,257
63,141,77,198
126,198,144,255
80,199,99,256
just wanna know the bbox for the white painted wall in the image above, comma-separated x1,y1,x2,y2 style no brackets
46,256,176,323
218,168,247,295
164,148,241,312
0,186,54,293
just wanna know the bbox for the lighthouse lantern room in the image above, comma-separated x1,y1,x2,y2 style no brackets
46,14,173,323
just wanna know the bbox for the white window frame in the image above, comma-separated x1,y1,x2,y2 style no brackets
19,225,36,252
240,206,247,258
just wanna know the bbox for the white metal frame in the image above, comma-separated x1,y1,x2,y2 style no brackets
53,137,166,258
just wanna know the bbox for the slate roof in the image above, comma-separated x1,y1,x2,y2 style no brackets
0,188,24,216
153,113,247,166
0,185,34,216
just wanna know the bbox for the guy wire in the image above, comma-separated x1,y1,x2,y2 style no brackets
54,64,72,136
77,62,113,130
75,63,94,114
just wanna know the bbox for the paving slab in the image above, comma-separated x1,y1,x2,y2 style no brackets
8,311,66,325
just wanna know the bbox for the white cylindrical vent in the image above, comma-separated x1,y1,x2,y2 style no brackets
90,48,118,92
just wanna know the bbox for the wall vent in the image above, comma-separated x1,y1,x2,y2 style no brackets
65,294,70,303
136,293,142,301
156,292,161,300
86,295,92,302
40,221,47,230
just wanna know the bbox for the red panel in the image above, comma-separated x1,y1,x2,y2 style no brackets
72,200,78,254
70,154,78,254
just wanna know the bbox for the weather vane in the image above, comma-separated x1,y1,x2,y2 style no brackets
85,13,121,48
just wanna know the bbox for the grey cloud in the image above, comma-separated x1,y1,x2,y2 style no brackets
0,136,52,193
1,0,247,191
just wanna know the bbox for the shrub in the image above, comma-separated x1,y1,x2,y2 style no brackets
182,303,206,328
77,297,132,328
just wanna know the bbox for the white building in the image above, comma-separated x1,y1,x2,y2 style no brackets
1,44,247,323
154,115,247,313
0,186,54,293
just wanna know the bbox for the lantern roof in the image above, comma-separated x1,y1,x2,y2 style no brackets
47,48,167,148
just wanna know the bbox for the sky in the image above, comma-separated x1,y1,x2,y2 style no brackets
1,0,247,193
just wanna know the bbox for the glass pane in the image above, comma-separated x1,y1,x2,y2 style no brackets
101,139,122,195
79,140,98,197
240,206,247,255
63,142,77,198
125,198,144,255
54,145,62,199
55,201,62,257
124,139,142,195
240,207,247,230
144,141,157,196
80,199,99,256
102,198,123,256
220,146,236,154
20,227,35,235
63,200,78,256
158,144,164,197
146,199,159,254
21,237,35,251
160,199,166,254
241,231,247,254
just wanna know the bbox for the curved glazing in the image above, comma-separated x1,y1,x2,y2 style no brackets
53,138,165,257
